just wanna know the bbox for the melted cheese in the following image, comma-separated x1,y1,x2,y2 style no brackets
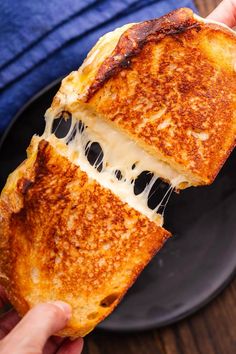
75,23,135,99
193,14,236,35
54,14,236,107
43,15,222,223
44,108,187,225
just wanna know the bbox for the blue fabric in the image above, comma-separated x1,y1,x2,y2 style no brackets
0,0,197,134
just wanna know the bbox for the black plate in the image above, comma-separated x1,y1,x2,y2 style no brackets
0,81,235,332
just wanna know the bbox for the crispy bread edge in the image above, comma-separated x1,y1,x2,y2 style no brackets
57,229,170,338
85,8,200,101
85,8,235,102
0,138,40,317
0,139,170,337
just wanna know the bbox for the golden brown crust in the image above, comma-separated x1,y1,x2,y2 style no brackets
85,8,200,101
84,9,236,185
0,140,170,337
49,8,236,186
1,8,235,337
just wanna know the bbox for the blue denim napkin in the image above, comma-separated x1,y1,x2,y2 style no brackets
0,0,197,133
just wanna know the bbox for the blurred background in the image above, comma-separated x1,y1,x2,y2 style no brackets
0,1,235,354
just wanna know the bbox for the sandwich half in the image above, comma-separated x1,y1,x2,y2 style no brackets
0,137,169,337
0,8,235,337
47,7,236,189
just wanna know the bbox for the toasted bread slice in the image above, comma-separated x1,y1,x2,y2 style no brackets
47,8,236,188
0,137,169,337
0,7,235,338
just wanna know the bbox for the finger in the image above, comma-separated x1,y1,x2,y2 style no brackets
2,301,71,353
43,336,65,354
0,309,20,339
56,338,84,354
207,0,236,28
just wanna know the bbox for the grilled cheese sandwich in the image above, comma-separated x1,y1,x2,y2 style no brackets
0,8,235,337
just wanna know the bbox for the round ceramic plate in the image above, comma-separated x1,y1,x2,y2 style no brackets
0,82,235,332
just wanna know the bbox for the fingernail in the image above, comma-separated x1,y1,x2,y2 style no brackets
49,301,72,320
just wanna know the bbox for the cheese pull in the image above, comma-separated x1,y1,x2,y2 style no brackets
44,108,186,223
0,8,235,338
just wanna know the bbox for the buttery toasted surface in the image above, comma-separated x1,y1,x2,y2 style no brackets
1,7,235,338
50,8,236,186
0,139,169,337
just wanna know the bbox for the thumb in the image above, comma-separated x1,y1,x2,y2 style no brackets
207,0,236,28
2,301,71,353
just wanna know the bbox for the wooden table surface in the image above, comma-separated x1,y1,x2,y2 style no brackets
84,1,236,353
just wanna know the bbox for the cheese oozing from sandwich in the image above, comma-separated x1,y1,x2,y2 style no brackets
42,15,235,224
43,107,187,225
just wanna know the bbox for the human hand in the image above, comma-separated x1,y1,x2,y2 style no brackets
0,286,83,354
207,0,236,28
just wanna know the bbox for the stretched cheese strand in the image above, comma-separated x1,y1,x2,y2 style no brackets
43,108,187,225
